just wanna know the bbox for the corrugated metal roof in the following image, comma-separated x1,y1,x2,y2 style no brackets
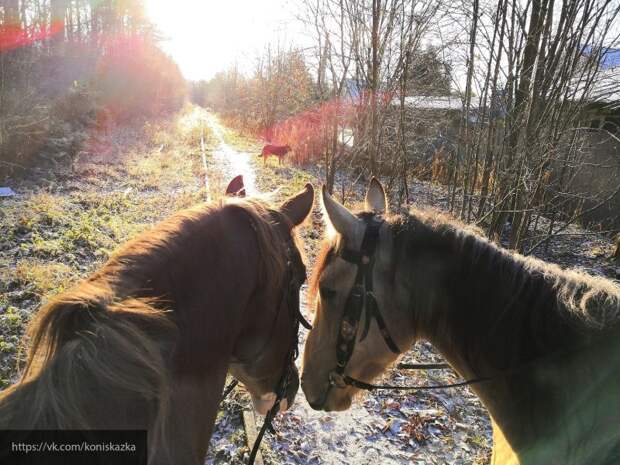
570,67,620,107
398,95,481,110
582,46,620,70
587,68,620,107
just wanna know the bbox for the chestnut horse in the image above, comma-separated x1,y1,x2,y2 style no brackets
302,178,620,465
259,144,291,166
0,177,314,465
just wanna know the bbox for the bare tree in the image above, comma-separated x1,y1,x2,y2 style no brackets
298,0,444,194
443,0,620,251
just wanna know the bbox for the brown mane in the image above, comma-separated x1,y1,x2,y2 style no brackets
88,198,291,300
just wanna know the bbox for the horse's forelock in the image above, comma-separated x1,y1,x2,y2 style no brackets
308,242,336,312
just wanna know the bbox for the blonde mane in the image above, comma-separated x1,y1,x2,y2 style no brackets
394,207,620,330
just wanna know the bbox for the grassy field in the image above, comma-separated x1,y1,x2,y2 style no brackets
0,106,219,388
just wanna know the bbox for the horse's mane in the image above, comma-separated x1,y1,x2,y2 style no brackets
392,207,620,331
310,206,620,333
0,196,293,454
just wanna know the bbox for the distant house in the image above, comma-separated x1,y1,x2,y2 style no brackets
567,46,620,227
396,90,509,124
383,95,470,167
388,94,497,148
575,46,620,131
402,95,470,110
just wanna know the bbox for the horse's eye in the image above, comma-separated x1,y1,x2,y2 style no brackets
319,286,336,300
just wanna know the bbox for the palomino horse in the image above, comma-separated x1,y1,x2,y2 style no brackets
302,178,620,465
0,177,314,465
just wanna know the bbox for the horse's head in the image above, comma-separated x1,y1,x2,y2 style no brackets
302,179,415,411
228,178,314,415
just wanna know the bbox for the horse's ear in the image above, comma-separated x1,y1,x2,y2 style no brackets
365,177,387,214
280,183,314,227
225,175,246,197
321,185,359,238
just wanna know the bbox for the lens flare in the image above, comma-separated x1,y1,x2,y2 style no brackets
0,22,64,52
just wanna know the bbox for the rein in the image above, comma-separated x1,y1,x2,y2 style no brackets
247,252,310,465
328,215,491,394
221,235,311,465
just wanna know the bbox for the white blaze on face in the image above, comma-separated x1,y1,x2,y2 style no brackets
251,392,290,415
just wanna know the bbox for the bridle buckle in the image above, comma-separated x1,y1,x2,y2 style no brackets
328,371,347,388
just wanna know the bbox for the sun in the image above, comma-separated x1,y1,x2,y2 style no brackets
144,0,299,81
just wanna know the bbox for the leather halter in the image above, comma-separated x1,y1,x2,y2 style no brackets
232,238,310,364
329,215,401,387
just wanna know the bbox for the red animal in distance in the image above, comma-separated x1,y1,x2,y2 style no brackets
259,144,292,165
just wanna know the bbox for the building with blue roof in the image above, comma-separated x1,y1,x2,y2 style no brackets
582,45,620,70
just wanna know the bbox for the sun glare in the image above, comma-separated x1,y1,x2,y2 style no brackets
145,0,300,81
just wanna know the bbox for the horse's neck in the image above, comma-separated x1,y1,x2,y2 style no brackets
422,247,571,376
482,334,620,465
418,242,620,464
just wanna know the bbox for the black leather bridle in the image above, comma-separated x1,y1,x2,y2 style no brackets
327,215,401,390
245,237,311,465
327,214,490,394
